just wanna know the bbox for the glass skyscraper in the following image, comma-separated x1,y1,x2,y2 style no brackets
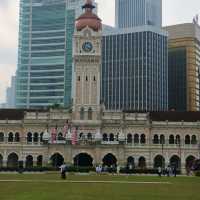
101,26,168,111
115,0,162,28
16,0,91,109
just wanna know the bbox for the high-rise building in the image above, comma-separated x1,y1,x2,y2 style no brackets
16,0,96,109
6,76,16,108
115,0,162,28
101,26,168,111
165,23,200,111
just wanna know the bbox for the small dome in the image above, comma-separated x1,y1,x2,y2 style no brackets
76,0,102,32
43,130,50,141
118,131,125,141
95,130,102,141
65,129,72,140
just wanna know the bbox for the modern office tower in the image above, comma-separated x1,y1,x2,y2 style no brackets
115,0,162,28
101,26,168,111
16,0,96,109
165,23,200,111
6,76,16,108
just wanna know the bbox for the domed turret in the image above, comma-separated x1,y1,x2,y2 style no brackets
75,0,102,32
43,130,50,143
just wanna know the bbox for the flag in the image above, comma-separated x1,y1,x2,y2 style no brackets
51,126,57,144
63,120,69,138
71,127,78,145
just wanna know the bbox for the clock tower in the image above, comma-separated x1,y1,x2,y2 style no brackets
72,0,102,121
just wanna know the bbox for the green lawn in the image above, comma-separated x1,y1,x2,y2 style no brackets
0,173,199,200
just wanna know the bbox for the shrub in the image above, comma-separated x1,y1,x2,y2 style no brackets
195,171,200,177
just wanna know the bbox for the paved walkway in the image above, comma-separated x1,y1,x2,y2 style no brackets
0,179,172,184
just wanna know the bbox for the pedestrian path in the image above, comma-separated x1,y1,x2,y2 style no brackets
0,179,172,184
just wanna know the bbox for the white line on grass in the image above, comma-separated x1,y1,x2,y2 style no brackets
0,180,172,184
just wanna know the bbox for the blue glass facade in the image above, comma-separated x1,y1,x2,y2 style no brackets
16,0,84,109
168,48,187,111
115,0,162,28
101,28,168,111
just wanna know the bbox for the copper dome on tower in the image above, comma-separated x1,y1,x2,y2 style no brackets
75,0,102,32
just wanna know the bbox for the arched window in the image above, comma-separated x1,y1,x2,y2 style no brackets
15,132,20,142
153,135,159,144
80,107,84,120
175,135,181,144
191,135,197,145
88,108,92,120
160,135,165,144
109,133,114,141
0,132,4,142
8,132,14,143
103,133,108,141
87,133,92,140
27,132,32,143
140,134,146,144
127,134,132,144
169,135,175,144
134,134,139,144
185,135,190,145
57,132,63,140
33,132,39,143
40,132,44,142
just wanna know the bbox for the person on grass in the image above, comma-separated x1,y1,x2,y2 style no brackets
60,163,67,180
158,166,162,177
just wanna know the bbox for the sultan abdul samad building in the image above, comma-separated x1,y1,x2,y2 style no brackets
0,0,200,173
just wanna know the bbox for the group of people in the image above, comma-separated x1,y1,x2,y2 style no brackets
158,165,177,177
96,165,120,174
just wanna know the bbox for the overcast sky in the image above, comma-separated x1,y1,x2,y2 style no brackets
0,0,200,103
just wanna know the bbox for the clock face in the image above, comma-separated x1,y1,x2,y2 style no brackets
82,42,93,52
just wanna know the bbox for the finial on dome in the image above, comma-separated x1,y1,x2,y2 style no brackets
82,0,95,10
75,0,102,32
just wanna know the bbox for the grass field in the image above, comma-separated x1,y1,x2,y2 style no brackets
0,173,199,200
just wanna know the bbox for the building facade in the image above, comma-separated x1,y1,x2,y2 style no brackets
16,0,96,109
115,0,162,28
165,23,200,111
0,109,200,173
101,26,168,111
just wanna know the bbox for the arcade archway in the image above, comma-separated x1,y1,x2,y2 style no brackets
25,155,33,168
0,154,3,168
185,155,196,170
50,153,64,168
102,153,117,167
170,155,181,170
7,153,19,168
154,155,165,169
74,153,93,167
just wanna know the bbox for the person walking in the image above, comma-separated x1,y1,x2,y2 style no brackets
158,166,162,177
173,166,177,177
60,163,67,180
